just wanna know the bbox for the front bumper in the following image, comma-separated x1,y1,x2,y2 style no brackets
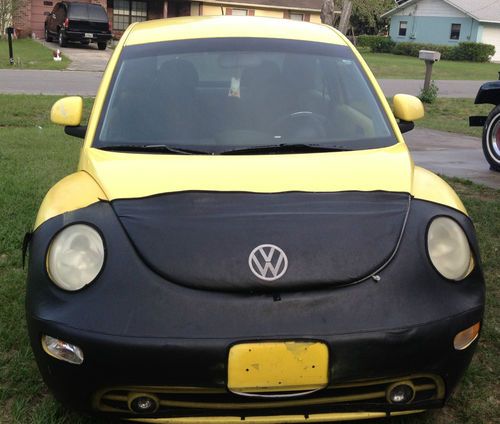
29,311,480,420
26,196,485,420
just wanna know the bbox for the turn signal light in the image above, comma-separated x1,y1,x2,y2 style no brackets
41,335,84,365
454,322,480,350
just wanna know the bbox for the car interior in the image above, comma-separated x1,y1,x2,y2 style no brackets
99,50,392,150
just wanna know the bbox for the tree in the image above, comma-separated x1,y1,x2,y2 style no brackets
320,0,335,27
0,0,25,37
321,0,392,35
351,0,393,35
337,0,352,35
321,0,353,35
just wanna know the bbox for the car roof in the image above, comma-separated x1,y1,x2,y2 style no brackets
64,1,104,7
123,16,347,47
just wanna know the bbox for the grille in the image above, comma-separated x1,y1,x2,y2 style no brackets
94,374,444,416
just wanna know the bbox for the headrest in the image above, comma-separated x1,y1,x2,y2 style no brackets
158,59,199,89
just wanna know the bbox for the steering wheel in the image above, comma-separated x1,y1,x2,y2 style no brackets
271,111,328,139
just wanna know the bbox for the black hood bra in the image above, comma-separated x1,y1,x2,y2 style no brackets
111,191,410,292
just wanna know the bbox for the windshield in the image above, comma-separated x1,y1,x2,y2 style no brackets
94,38,396,154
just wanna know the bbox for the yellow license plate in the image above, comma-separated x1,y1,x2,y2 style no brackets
227,341,329,393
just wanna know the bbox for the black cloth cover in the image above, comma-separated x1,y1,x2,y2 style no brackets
111,191,410,291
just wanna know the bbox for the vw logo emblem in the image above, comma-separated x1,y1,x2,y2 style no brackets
248,244,288,281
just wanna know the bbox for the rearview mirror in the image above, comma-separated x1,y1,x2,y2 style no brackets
393,94,424,134
51,96,86,139
51,96,83,126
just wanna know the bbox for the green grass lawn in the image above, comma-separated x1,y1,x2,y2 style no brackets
360,50,500,81
0,94,498,423
0,38,69,70
417,98,491,138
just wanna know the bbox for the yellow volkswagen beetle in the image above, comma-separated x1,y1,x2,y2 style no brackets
26,16,484,422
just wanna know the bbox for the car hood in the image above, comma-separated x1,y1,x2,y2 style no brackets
81,143,414,199
82,144,414,291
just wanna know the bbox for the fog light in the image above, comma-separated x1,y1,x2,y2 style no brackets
454,322,481,350
386,382,415,404
41,335,84,365
128,393,159,414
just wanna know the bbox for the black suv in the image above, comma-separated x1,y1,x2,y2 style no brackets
45,2,112,50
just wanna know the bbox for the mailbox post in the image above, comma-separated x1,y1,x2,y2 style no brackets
6,27,15,65
419,50,441,90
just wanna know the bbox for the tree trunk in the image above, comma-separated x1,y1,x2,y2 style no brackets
320,0,335,26
338,0,353,35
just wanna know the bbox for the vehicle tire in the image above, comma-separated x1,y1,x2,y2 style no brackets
58,31,67,47
97,42,107,50
482,105,500,172
45,27,52,42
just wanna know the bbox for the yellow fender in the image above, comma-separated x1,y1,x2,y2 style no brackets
34,171,107,230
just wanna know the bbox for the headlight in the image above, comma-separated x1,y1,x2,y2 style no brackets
47,224,105,291
427,217,472,281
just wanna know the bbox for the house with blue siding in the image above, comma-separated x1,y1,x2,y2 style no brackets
382,0,500,62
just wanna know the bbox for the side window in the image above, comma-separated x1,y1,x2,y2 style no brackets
398,21,407,37
450,23,461,40
231,9,248,16
56,4,66,20
289,13,304,21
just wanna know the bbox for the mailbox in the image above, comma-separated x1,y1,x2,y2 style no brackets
419,50,441,62
6,27,14,65
419,50,441,91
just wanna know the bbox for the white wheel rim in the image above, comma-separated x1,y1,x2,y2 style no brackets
492,120,500,157
486,114,500,163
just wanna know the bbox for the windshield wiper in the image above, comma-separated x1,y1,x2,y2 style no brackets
220,143,351,155
98,144,210,155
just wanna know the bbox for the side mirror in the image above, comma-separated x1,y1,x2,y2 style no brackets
50,96,87,138
393,94,424,134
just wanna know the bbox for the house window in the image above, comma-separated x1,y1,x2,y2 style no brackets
113,0,147,31
289,12,304,21
398,21,407,37
232,9,248,16
450,23,461,40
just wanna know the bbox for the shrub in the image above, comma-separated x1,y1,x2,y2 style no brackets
392,42,456,60
357,35,384,49
419,81,439,104
453,42,495,62
435,46,457,61
371,37,396,53
357,35,395,53
390,41,494,63
358,36,495,63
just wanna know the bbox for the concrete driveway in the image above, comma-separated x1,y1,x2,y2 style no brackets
405,127,500,189
38,39,112,72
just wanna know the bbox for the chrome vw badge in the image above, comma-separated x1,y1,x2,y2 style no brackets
248,244,288,281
